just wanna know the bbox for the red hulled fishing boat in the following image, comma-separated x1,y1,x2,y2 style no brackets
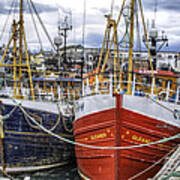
74,0,180,179
74,91,180,179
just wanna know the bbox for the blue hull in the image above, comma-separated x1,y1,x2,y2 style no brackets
0,102,74,173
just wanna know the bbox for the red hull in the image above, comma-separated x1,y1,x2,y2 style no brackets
74,95,180,180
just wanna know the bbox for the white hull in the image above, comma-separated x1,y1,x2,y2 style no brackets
75,94,180,128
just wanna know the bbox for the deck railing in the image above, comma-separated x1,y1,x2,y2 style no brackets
81,71,180,104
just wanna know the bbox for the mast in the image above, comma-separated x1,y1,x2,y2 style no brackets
18,0,23,97
127,0,155,94
18,0,35,100
127,0,135,95
13,20,18,97
0,0,35,100
96,0,126,94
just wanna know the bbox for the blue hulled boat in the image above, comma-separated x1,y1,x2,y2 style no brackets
0,97,75,173
0,0,81,173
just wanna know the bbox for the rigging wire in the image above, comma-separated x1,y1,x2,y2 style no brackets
82,0,86,74
0,0,16,43
28,0,56,51
72,12,76,44
82,0,86,52
119,4,130,49
27,0,43,51
110,0,115,17
10,0,18,41
154,0,158,25
13,0,17,19
135,0,141,51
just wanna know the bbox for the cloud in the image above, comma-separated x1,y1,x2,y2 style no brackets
143,0,180,13
93,7,109,15
85,32,104,47
0,1,12,14
0,0,180,52
0,0,58,15
27,1,58,14
163,1,180,12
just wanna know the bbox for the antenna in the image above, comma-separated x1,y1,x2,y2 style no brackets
154,0,158,26
110,0,115,17
58,10,72,64
147,19,149,32
82,0,86,76
143,0,168,70
82,0,86,49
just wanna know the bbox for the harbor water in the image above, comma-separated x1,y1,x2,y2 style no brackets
0,164,80,180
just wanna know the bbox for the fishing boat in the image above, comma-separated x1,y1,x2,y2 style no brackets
0,0,81,174
73,0,180,179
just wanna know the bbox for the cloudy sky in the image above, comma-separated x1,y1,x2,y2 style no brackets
0,0,180,52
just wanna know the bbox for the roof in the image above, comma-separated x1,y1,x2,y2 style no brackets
134,69,179,77
32,77,82,82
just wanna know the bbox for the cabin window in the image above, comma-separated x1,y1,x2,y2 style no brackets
63,82,67,88
142,76,151,85
73,83,79,88
7,80,13,87
39,81,43,88
142,77,147,84
165,80,172,89
156,78,162,87
122,74,128,85
136,54,140,57
46,82,53,88
33,82,36,88
168,55,172,59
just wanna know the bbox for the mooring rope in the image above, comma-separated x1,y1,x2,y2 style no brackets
21,103,61,131
11,99,180,150
1,97,180,150
2,106,18,120
146,94,180,121
23,109,61,131
0,95,179,179
56,103,73,133
128,145,178,180
146,94,174,113
62,115,73,133
162,171,180,180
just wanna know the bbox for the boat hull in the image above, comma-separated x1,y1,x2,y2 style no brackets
0,98,74,173
74,94,180,179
